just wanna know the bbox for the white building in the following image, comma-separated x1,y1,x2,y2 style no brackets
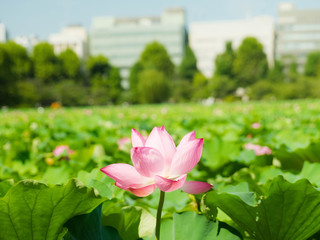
189,16,275,77
49,25,88,59
276,3,320,72
90,8,187,80
0,23,7,42
13,35,39,52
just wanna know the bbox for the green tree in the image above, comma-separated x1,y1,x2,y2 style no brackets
56,80,88,106
139,41,174,78
86,55,111,78
214,41,235,77
248,80,275,100
233,37,268,87
130,41,174,103
211,75,237,99
212,41,237,99
86,55,122,104
0,43,16,106
192,72,210,100
137,69,170,103
170,79,193,102
32,42,59,82
16,81,39,107
129,62,143,103
4,41,32,79
107,66,122,103
179,44,198,81
304,51,320,77
58,48,80,79
268,60,284,82
289,60,299,82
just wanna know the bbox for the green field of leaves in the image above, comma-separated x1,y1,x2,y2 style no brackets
1,100,320,240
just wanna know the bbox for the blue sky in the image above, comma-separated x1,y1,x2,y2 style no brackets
1,0,320,39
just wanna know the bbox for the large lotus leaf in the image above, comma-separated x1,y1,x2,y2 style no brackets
144,211,242,240
64,205,121,240
77,168,124,199
274,141,320,171
258,162,320,187
42,165,70,185
202,137,240,170
101,204,155,240
0,179,14,197
0,179,105,240
204,176,320,240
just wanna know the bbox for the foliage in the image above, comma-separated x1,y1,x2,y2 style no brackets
0,179,105,240
107,67,122,104
58,48,81,79
32,42,59,82
204,176,320,240
128,41,175,103
86,55,122,105
211,75,237,99
64,205,122,240
16,80,40,107
4,41,32,79
233,37,268,87
139,41,174,78
192,71,210,100
2,100,320,239
0,43,17,106
179,44,198,81
145,211,242,240
170,78,193,102
214,41,235,78
137,69,170,103
129,62,143,103
86,55,111,78
267,60,284,83
248,76,320,100
56,80,89,106
304,51,320,77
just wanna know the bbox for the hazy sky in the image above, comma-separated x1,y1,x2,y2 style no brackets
1,0,320,39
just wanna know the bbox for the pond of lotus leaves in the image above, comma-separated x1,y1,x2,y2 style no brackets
1,100,320,240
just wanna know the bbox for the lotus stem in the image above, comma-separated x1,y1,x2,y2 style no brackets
155,190,165,240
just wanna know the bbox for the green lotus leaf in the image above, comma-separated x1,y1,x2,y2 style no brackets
64,204,121,240
204,176,320,240
0,179,105,240
146,211,242,240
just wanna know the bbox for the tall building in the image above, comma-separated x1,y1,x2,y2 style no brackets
90,8,186,80
276,3,320,72
0,23,7,42
49,25,88,59
189,16,274,78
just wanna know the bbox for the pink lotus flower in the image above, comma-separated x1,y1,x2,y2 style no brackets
101,126,212,197
117,137,131,151
251,122,261,129
53,145,74,160
244,143,272,156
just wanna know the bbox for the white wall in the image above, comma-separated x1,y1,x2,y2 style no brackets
189,16,274,78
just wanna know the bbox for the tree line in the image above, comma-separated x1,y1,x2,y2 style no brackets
213,37,320,101
0,41,122,107
1,37,320,107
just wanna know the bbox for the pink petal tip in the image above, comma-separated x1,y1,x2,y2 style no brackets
181,181,212,194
